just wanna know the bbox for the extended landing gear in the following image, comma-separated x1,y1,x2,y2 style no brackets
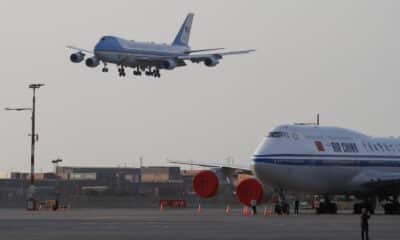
383,202,400,214
133,67,142,76
353,197,376,214
102,63,108,73
316,196,338,214
118,66,126,77
274,189,290,215
274,202,290,215
144,67,161,78
382,196,400,215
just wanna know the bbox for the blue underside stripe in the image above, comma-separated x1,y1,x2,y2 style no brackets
253,157,400,167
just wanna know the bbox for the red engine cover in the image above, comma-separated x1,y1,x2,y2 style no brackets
192,170,219,198
236,178,263,206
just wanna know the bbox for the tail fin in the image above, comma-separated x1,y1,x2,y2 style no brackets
172,13,194,47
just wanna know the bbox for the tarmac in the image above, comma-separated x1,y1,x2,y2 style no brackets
0,208,399,240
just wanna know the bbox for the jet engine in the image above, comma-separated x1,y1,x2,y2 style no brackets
204,56,219,67
70,52,85,63
192,170,219,198
85,57,100,67
161,59,177,70
236,178,264,206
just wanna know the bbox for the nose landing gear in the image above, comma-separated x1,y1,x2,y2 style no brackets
102,63,108,73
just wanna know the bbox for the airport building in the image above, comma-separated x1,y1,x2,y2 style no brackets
0,165,238,208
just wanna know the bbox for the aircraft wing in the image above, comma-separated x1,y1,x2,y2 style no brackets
352,170,400,193
66,45,93,54
184,48,224,54
167,159,252,174
178,49,255,62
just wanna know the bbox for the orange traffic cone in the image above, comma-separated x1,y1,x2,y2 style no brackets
160,203,164,212
197,204,202,214
242,206,249,216
226,205,231,214
263,207,268,216
269,207,273,215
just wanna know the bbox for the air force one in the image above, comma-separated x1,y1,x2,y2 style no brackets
67,13,254,78
171,124,400,214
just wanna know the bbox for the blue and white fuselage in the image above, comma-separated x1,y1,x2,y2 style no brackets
93,36,189,68
252,124,400,195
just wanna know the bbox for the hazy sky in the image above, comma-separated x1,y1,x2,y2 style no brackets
0,0,399,173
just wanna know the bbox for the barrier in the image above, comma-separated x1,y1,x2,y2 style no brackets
159,199,186,208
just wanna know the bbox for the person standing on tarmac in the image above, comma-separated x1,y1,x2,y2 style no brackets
294,199,300,215
361,208,370,240
250,199,257,214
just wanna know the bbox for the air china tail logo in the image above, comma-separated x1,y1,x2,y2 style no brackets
315,141,325,152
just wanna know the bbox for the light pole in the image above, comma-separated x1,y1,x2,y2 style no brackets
5,83,45,210
28,83,44,188
51,158,63,174
51,158,62,210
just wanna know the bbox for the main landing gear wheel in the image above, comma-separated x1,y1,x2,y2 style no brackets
274,189,290,215
118,67,126,77
133,68,142,76
154,70,161,78
317,202,338,214
316,196,338,214
383,202,400,214
274,202,290,215
383,196,400,215
353,197,376,214
144,67,161,78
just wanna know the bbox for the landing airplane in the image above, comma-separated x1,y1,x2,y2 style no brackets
170,124,400,214
67,13,254,78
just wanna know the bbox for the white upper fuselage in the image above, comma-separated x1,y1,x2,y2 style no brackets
252,124,400,195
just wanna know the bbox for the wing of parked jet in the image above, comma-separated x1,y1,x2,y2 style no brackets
167,159,252,174
66,45,93,54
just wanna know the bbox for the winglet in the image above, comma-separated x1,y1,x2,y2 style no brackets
172,13,194,47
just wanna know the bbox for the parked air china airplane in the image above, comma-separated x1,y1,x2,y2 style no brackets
171,124,400,214
67,13,254,78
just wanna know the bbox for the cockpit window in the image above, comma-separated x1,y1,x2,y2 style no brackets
268,131,289,138
101,37,106,41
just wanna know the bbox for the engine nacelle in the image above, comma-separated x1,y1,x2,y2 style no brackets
161,59,177,70
204,57,219,67
85,57,100,67
236,178,264,206
192,170,219,198
70,52,85,63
